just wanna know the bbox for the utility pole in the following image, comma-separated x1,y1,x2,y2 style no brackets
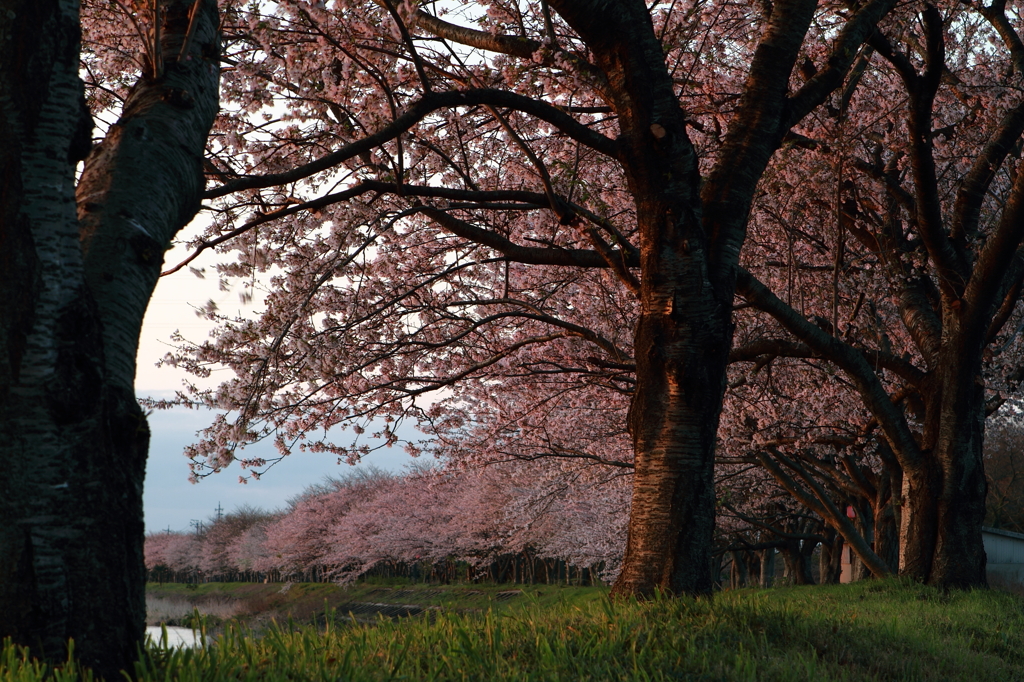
215,502,224,521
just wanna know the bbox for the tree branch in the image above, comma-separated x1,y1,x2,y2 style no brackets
736,267,923,468
756,449,892,577
406,5,608,91
704,0,819,289
420,206,639,268
169,181,638,276
964,151,1024,333
728,337,925,386
205,90,618,198
978,0,1024,74
786,0,897,124
951,98,1024,245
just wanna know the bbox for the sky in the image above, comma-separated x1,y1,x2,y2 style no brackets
136,231,413,534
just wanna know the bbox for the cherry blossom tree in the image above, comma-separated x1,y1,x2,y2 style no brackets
256,469,396,580
199,504,278,579
144,530,179,581
0,0,220,674
227,518,278,579
150,0,899,598
162,531,206,580
728,0,1024,587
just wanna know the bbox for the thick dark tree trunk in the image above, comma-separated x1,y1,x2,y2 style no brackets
618,258,730,595
929,356,988,587
780,538,817,586
874,505,900,574
548,0,832,599
899,451,986,586
931,446,988,587
0,1,220,676
819,530,843,585
0,1,137,673
904,354,988,587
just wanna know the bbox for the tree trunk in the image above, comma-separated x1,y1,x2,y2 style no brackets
922,356,988,587
874,479,900,574
0,1,220,677
897,462,941,580
710,552,725,588
896,352,988,587
780,548,798,585
545,0,727,599
759,548,776,588
819,530,843,585
819,532,843,581
618,270,729,596
780,539,817,586
851,505,874,581
729,551,748,589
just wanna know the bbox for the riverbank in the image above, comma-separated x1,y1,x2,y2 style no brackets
139,578,1024,680
146,579,594,631
6,579,1024,680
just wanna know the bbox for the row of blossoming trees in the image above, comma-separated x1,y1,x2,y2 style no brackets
145,404,1024,587
142,460,839,587
145,464,630,585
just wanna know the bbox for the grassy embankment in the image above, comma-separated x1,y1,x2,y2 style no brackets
3,578,1024,681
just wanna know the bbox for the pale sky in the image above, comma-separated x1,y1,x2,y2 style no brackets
137,229,411,533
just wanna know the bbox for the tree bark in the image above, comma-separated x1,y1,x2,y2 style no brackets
819,529,843,585
873,467,900,573
0,1,220,676
780,538,817,586
759,548,776,588
901,350,988,587
729,551,749,588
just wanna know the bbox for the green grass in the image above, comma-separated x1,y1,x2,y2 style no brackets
5,579,1024,681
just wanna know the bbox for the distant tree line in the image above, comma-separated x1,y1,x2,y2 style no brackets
145,464,625,586
148,409,1024,589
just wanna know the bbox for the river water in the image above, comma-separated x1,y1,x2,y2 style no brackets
145,626,204,648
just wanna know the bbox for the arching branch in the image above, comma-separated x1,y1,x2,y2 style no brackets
205,90,618,198
736,267,923,469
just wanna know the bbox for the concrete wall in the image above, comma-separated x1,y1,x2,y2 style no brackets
984,526,1024,588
